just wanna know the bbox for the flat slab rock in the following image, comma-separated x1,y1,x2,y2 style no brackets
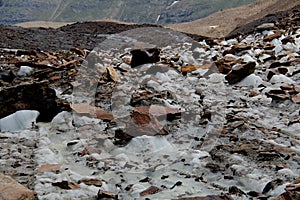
0,173,35,200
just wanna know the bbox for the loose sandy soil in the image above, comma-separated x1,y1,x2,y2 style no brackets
167,0,300,38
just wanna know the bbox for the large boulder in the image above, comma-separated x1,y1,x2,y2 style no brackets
0,81,70,122
130,48,160,67
0,173,35,200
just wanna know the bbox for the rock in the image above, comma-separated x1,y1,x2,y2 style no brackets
0,173,35,200
52,180,80,190
78,178,102,187
0,110,39,131
229,186,247,196
97,190,118,200
225,62,256,84
114,129,133,145
107,65,119,82
81,146,101,156
139,186,162,196
292,95,300,104
174,194,233,200
262,179,284,194
263,31,282,41
256,23,275,30
130,48,160,67
125,104,181,136
37,164,62,173
0,81,70,121
125,106,166,137
17,66,33,77
214,60,232,74
276,177,300,200
181,64,211,74
0,69,15,84
266,89,290,100
71,104,114,122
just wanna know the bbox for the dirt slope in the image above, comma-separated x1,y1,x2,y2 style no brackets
167,0,300,38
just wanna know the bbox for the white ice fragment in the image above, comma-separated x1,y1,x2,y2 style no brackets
208,73,225,84
193,47,206,54
51,111,72,124
283,42,297,51
116,135,173,154
191,150,210,159
274,45,283,55
0,110,39,131
227,38,238,45
278,168,298,178
73,115,101,127
241,54,256,62
230,164,248,176
236,74,263,88
220,40,228,46
147,79,160,89
155,72,171,82
270,74,295,84
272,38,281,46
17,66,33,76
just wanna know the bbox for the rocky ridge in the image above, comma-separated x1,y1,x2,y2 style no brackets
0,7,300,200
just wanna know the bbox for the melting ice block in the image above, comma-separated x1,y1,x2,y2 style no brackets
0,110,39,131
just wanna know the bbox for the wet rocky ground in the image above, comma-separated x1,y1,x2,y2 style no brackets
0,6,300,200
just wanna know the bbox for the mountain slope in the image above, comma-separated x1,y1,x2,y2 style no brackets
168,0,300,38
0,0,254,25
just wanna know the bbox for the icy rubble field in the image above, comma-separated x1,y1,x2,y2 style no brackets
1,27,300,199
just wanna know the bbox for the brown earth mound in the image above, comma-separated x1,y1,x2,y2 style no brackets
0,22,160,51
168,0,300,38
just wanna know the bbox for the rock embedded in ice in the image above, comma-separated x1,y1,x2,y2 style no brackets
0,110,39,131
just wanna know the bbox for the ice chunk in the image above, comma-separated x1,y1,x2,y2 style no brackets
237,74,263,88
17,66,33,76
0,110,39,131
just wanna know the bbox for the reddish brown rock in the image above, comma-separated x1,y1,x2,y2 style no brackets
97,190,118,200
52,180,79,190
292,95,300,104
181,64,211,73
225,62,256,84
125,106,166,137
71,104,114,122
263,31,282,41
140,186,162,196
37,164,62,173
125,105,180,136
78,178,102,187
276,177,300,200
81,146,101,156
0,173,35,200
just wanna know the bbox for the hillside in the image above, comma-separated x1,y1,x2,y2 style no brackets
0,0,254,25
168,0,300,38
